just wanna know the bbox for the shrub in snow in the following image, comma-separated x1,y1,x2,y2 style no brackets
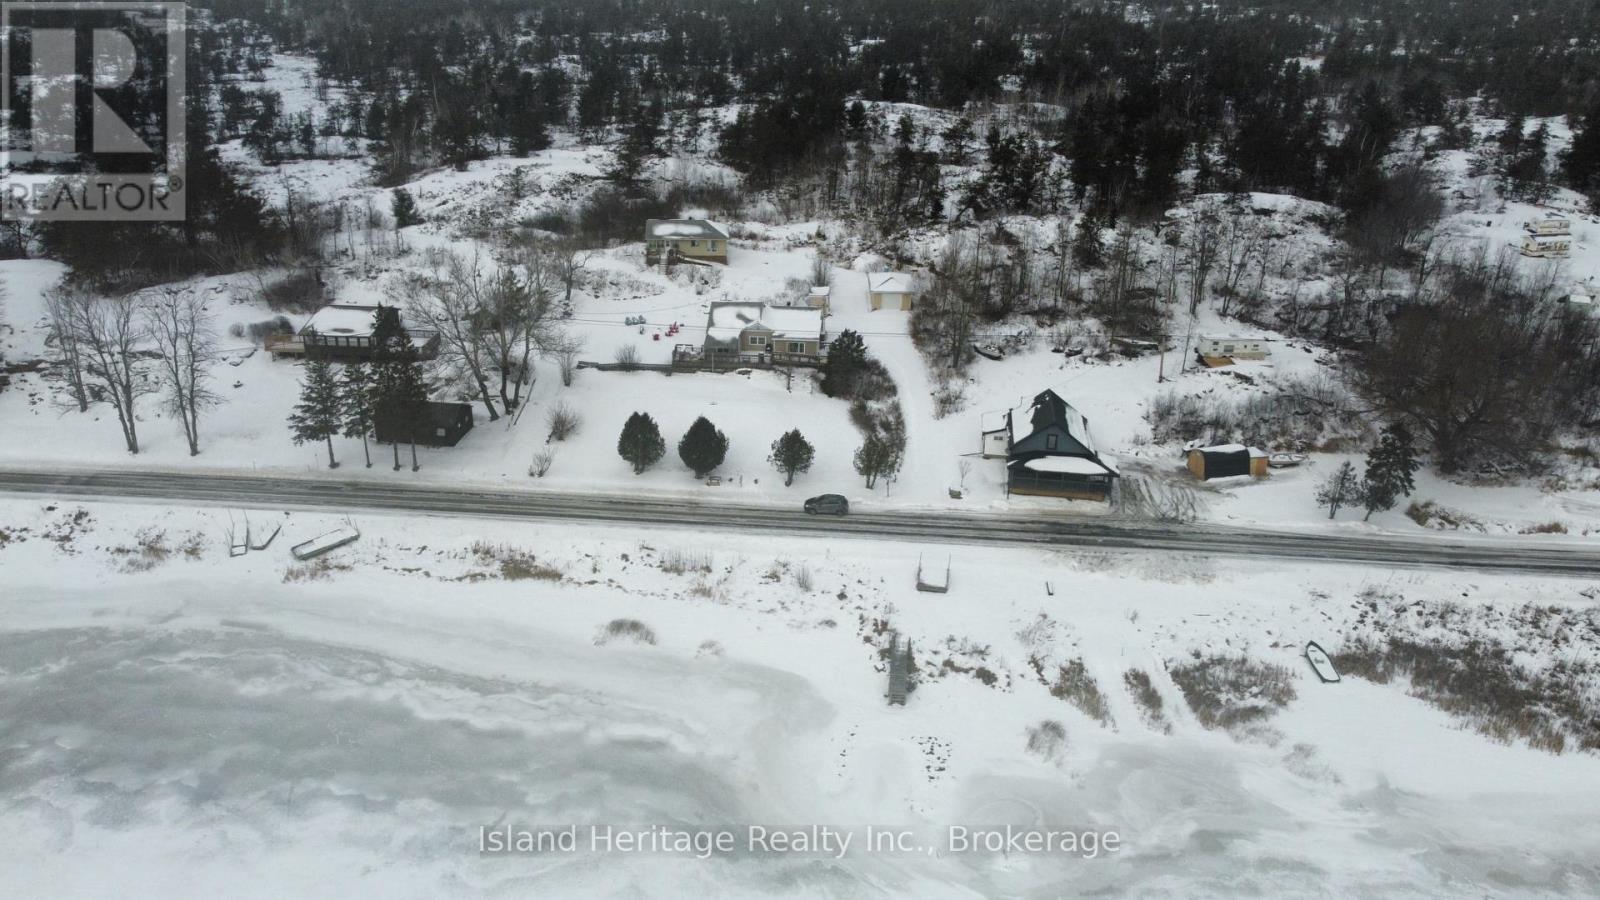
1043,659,1114,728
614,344,640,370
597,619,657,646
546,402,579,442
1025,720,1067,762
1124,669,1172,734
529,449,554,477
1169,655,1296,730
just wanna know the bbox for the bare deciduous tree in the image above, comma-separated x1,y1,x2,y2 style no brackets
59,289,153,453
43,284,90,412
144,288,220,455
391,248,502,421
552,332,584,386
1185,202,1221,314
553,241,594,314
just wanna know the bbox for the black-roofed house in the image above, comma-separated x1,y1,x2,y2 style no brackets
980,389,1120,501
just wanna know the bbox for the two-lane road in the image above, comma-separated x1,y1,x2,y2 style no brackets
0,467,1596,576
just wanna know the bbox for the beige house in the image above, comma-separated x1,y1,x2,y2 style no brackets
645,219,729,265
702,302,826,367
868,272,916,310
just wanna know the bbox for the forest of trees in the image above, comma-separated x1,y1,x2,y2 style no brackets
181,0,1600,220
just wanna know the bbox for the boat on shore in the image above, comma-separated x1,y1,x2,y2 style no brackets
1305,641,1341,683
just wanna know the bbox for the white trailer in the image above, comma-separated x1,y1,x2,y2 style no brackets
1520,235,1572,258
1524,213,1571,236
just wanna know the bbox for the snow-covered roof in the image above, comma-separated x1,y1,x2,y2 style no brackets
705,302,823,341
302,304,384,337
760,305,823,338
645,218,728,240
1023,456,1114,476
1195,443,1268,458
809,285,831,296
868,272,915,294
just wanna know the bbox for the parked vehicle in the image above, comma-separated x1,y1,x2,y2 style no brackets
804,494,850,516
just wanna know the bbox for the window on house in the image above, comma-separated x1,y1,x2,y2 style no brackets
1046,435,1058,450
690,239,699,247
709,241,719,252
435,427,447,438
788,341,804,353
749,335,767,346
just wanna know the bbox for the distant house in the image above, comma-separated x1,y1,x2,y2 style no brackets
1525,213,1571,236
701,301,826,367
645,219,729,265
806,284,832,313
981,389,1120,501
1557,292,1597,315
278,303,440,362
1186,444,1269,480
1521,234,1571,259
374,401,474,447
1196,335,1270,362
868,272,916,311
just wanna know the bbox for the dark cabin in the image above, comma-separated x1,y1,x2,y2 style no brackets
1003,389,1119,501
374,401,475,447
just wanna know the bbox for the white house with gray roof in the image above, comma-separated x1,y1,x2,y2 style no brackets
699,301,826,367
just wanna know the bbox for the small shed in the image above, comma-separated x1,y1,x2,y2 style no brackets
806,285,831,312
374,401,475,447
1186,444,1269,480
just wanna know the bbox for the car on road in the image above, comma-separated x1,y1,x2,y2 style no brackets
804,494,850,516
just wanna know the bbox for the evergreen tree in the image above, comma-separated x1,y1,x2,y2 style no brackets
1361,422,1420,519
610,99,663,184
820,329,867,398
371,310,429,471
1316,461,1361,519
853,433,903,489
768,429,814,486
1072,215,1105,268
941,117,975,165
391,188,422,229
618,412,667,474
288,358,343,468
677,415,729,477
339,362,376,468
845,100,868,134
1562,99,1600,203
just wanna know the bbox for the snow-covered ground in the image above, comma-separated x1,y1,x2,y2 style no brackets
1,497,1598,898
